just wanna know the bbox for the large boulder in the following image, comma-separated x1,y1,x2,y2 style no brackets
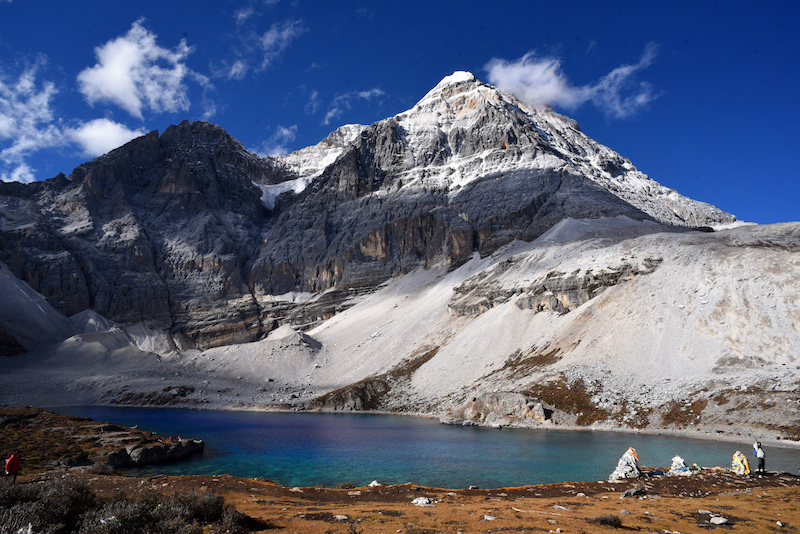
447,392,551,427
107,439,205,468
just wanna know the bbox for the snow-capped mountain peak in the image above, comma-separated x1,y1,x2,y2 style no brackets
261,71,735,228
423,70,478,96
389,72,737,228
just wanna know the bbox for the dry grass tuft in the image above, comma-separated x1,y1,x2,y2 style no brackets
525,378,609,425
661,399,708,428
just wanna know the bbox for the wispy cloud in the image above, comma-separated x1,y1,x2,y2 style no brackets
226,60,248,81
485,43,659,119
324,88,385,125
234,0,282,25
305,90,320,115
0,61,65,183
256,124,298,156
222,16,305,80
68,118,146,157
260,19,305,69
191,71,217,120
77,19,194,119
234,6,256,26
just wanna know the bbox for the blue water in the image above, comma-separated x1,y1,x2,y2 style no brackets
55,407,800,489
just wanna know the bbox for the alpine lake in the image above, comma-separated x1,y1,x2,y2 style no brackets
54,407,800,489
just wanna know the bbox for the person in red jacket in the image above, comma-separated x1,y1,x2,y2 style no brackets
5,453,21,484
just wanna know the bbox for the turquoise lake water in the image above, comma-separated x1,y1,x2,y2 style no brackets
55,407,800,489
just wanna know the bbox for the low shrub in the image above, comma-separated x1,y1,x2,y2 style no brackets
0,477,96,533
589,514,623,528
0,475,263,534
80,498,170,534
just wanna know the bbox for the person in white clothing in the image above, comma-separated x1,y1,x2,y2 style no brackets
753,441,765,473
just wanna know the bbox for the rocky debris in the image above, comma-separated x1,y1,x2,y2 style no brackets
620,487,646,498
310,378,391,411
444,392,552,427
265,323,322,351
106,438,205,468
449,255,663,317
310,347,440,412
515,259,662,314
109,385,199,407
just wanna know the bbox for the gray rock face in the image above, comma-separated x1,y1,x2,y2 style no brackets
450,256,664,316
311,378,392,412
448,392,552,427
0,74,738,349
107,438,205,468
1,121,272,348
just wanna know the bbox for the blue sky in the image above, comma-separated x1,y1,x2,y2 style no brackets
1,0,797,224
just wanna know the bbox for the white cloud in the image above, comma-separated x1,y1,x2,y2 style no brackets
68,118,147,157
305,90,320,115
221,18,304,80
235,0,280,23
485,43,659,119
324,88,385,125
228,60,248,80
256,124,298,156
1,59,168,183
0,62,65,183
2,163,34,183
260,19,305,69
234,6,256,25
77,19,193,119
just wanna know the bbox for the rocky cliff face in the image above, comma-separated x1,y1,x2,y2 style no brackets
0,121,279,348
0,73,737,349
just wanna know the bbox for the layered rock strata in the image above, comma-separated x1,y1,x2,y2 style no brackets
0,73,737,349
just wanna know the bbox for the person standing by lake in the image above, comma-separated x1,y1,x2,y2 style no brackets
754,441,765,473
4,452,20,484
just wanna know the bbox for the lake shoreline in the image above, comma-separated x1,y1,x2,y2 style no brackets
160,402,800,451
44,401,800,452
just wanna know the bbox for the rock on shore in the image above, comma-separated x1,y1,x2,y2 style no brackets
107,438,205,468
